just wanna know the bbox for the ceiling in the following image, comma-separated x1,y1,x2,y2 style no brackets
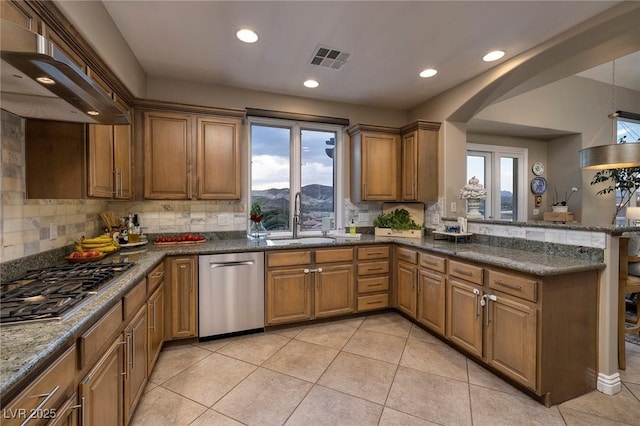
100,1,638,111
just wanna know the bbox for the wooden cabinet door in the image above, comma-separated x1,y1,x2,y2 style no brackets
144,112,192,199
147,282,165,372
165,256,197,339
87,124,114,198
361,132,399,200
417,269,446,336
196,117,241,199
114,124,132,199
446,278,483,357
48,393,79,426
79,337,124,426
124,306,147,424
315,264,355,318
485,294,537,390
396,261,417,318
401,130,418,201
266,268,312,325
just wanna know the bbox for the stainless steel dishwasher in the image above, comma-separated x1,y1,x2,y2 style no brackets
198,252,265,339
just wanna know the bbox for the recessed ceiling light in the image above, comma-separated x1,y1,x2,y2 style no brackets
36,76,55,85
483,50,505,62
87,110,100,116
304,79,319,88
236,29,258,43
419,68,438,78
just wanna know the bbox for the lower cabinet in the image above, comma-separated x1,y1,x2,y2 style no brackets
124,306,147,424
165,256,198,339
417,267,446,336
147,282,165,372
266,248,355,325
446,277,483,358
355,245,391,312
79,337,125,426
396,260,417,317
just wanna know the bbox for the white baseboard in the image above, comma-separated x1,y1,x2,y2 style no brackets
597,372,622,395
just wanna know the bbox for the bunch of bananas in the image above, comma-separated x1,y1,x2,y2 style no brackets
75,235,120,253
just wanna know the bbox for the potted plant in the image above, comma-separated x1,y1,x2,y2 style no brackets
590,167,640,225
248,201,267,239
551,187,579,212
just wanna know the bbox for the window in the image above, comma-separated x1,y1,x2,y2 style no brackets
466,144,527,221
249,117,343,235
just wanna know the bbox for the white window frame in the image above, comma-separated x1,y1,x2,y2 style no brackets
248,116,344,237
467,143,528,222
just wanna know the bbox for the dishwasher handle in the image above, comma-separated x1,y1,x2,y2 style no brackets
209,260,255,268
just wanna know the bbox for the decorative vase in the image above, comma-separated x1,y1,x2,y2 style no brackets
466,198,483,219
248,220,267,240
552,205,569,213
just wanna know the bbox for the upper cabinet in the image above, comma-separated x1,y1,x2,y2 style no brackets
141,105,244,200
348,124,401,201
400,120,440,202
349,120,440,203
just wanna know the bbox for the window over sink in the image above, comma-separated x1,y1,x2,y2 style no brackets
248,117,344,236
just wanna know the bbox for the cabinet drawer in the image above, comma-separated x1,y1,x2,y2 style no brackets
487,270,538,302
420,252,446,273
267,250,312,267
396,247,417,264
147,262,165,294
357,245,390,260
357,276,390,293
357,260,390,276
2,346,76,426
316,248,354,264
448,260,483,285
357,294,389,311
79,302,123,369
123,279,146,320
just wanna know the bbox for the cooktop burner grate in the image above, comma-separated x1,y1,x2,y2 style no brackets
0,261,134,324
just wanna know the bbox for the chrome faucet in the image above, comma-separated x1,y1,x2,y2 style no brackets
293,191,301,239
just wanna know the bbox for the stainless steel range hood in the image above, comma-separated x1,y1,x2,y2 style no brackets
1,19,130,125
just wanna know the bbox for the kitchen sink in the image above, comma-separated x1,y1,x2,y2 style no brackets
266,237,335,246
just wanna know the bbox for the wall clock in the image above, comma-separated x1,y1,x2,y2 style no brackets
532,161,544,176
530,176,547,194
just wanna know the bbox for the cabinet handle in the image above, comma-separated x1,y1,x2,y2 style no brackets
367,300,384,305
317,268,323,273
304,268,310,274
119,170,124,197
129,331,135,372
150,299,156,331
494,279,523,291
196,177,200,198
119,337,129,379
112,170,118,195
187,176,191,199
473,288,480,318
453,268,473,277
22,386,60,425
81,396,86,426
422,258,438,265
484,294,497,326
367,266,384,272
366,251,385,256
54,393,82,426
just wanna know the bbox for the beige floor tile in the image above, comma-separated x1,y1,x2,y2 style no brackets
217,332,290,365
263,339,339,382
192,336,235,352
386,366,471,425
408,324,441,343
285,385,383,426
329,315,366,328
189,409,244,426
378,407,440,426
129,386,206,426
295,322,358,349
162,353,256,407
268,324,308,338
559,406,631,426
143,381,158,394
559,386,640,425
342,329,407,364
626,382,640,400
467,359,526,397
360,312,412,337
213,367,313,425
620,346,640,385
149,344,212,384
400,338,468,382
470,384,564,426
317,352,397,404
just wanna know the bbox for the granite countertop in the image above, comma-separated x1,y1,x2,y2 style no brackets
0,235,606,400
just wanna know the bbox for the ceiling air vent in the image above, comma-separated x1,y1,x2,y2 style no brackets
310,45,350,70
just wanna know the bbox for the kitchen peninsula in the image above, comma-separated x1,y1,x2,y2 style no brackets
1,229,606,419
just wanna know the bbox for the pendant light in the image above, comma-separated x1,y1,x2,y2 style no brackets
579,60,640,170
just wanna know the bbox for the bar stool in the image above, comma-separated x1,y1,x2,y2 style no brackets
618,236,640,370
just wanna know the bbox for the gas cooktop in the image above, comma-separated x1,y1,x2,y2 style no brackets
1,261,134,325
